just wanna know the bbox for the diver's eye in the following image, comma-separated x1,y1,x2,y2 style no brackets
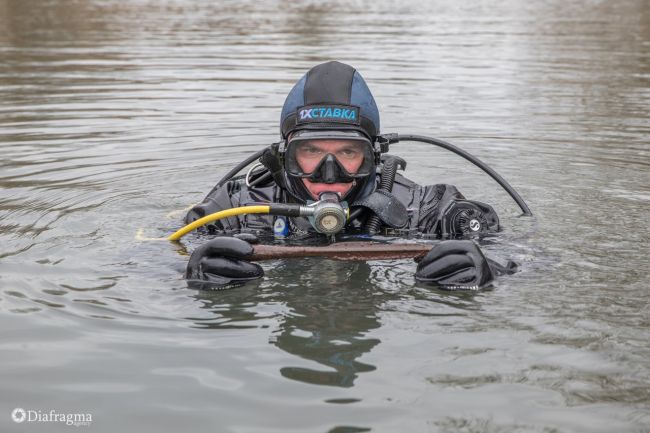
338,147,363,159
298,145,324,157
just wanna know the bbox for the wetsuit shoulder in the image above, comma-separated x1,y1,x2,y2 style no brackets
184,178,245,232
414,183,463,234
390,174,498,236
184,176,280,234
418,184,499,236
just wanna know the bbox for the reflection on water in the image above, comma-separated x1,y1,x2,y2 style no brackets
191,258,481,391
196,261,383,387
1,0,649,432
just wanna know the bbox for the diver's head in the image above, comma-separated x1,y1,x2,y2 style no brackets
279,61,380,202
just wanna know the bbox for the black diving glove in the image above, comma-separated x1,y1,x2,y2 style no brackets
185,236,264,290
415,240,495,290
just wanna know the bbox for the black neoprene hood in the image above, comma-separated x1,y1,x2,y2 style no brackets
280,61,380,140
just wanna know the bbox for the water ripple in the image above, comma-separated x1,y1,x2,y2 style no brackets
0,0,648,431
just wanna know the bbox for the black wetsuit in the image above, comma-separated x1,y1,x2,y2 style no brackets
184,171,499,239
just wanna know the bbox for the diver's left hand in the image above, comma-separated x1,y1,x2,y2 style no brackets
415,240,494,290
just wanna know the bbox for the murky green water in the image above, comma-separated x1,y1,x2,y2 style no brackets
1,1,649,432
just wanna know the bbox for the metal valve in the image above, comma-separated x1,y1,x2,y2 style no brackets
299,192,349,235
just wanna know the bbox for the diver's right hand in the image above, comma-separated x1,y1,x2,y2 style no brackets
185,237,263,289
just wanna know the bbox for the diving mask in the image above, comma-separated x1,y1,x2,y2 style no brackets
285,130,375,184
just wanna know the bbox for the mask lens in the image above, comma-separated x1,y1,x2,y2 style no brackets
294,141,366,174
285,133,374,180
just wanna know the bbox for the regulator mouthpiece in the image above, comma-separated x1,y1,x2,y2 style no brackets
300,192,349,235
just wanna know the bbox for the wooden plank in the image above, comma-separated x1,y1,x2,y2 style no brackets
251,241,432,261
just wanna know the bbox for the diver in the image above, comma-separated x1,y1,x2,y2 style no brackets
183,61,525,290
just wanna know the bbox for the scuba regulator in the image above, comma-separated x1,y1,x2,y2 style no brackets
264,192,349,235
303,192,349,235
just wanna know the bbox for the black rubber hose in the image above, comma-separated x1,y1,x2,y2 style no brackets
248,170,272,188
397,135,532,216
366,156,402,234
216,148,267,187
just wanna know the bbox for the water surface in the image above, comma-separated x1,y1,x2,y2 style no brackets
1,1,649,432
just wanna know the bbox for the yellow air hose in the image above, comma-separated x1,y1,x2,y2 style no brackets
167,205,270,241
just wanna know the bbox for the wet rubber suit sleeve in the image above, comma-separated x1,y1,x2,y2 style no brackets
183,180,265,289
184,180,246,232
411,183,516,289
